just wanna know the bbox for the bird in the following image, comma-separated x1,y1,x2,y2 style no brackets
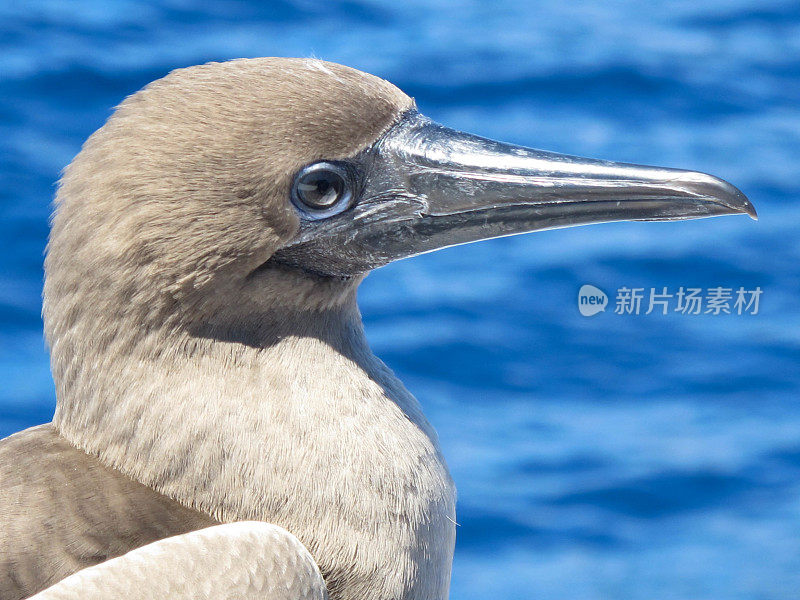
0,57,755,600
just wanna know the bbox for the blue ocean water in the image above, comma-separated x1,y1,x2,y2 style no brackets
1,1,799,598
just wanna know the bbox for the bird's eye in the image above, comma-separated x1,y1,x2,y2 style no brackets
291,162,353,218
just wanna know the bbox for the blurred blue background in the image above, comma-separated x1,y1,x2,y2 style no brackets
2,1,799,598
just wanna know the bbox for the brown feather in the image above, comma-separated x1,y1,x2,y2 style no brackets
0,425,217,599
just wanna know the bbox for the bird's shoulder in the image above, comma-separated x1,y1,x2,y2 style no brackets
0,424,218,600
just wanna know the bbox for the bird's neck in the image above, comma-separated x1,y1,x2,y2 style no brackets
52,270,456,600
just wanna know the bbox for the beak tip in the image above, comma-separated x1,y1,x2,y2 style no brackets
689,171,756,221
731,188,758,221
744,199,759,220
725,180,757,220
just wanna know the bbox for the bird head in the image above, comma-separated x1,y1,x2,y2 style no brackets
44,56,755,382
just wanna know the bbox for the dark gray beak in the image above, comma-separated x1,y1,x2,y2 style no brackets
273,110,756,277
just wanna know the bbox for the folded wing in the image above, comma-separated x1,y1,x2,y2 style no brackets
29,522,328,600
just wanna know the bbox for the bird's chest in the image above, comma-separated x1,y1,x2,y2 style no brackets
244,389,456,599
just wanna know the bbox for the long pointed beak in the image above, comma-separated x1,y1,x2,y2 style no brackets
273,111,756,277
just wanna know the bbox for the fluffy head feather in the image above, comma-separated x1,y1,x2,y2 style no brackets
46,57,411,324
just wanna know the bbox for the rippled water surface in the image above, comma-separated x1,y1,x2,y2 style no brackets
2,2,799,598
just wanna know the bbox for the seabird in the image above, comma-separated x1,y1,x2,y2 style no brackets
0,58,755,600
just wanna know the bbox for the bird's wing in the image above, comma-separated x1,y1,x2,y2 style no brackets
28,522,328,600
